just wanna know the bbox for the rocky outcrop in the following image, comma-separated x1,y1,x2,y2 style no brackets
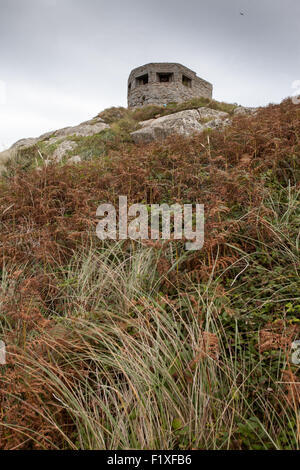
131,107,230,144
233,106,258,116
0,104,259,172
0,117,110,166
52,141,78,163
48,118,109,141
67,155,82,165
197,108,229,120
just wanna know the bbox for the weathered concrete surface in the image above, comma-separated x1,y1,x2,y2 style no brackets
131,107,230,144
128,63,213,108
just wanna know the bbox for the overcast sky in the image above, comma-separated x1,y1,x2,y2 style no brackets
0,0,299,149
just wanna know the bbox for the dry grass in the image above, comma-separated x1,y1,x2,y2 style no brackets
0,98,299,449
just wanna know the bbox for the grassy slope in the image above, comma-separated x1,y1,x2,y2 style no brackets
0,98,299,450
2,97,237,176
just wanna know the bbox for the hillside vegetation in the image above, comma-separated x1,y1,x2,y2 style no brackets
0,98,299,450
1,96,237,175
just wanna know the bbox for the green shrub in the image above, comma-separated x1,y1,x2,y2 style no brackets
98,106,130,124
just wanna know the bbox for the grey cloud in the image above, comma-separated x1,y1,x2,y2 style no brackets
0,0,299,148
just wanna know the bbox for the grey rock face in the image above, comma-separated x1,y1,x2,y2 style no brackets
234,106,258,116
0,138,39,172
291,341,300,365
131,107,230,144
197,108,229,120
6,137,39,151
50,117,109,139
67,155,82,164
52,141,78,162
0,117,110,168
